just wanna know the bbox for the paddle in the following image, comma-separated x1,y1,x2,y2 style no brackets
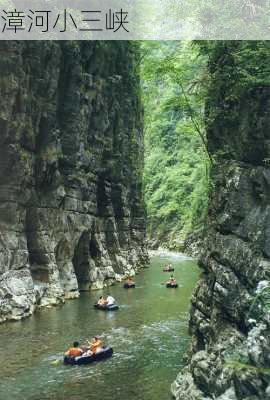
50,358,62,366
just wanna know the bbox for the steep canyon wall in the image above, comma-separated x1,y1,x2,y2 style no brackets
0,41,148,323
172,42,270,400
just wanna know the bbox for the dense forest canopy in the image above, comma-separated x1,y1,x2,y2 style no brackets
140,41,209,248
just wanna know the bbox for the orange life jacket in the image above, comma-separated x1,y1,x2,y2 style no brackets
67,347,82,357
90,340,103,353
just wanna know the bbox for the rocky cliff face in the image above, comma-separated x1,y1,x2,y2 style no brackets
172,42,270,399
0,41,148,323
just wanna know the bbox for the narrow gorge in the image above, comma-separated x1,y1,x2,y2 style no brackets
1,40,270,400
0,41,147,323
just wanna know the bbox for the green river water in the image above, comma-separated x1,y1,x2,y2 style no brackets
0,252,199,400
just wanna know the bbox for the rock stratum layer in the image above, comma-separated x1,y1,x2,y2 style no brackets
0,41,147,323
172,42,270,399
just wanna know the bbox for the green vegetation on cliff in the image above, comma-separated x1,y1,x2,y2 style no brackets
140,42,209,247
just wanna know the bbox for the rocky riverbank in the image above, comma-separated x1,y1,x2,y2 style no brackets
0,41,148,323
147,232,203,259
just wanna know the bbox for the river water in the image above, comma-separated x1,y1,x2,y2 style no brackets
0,252,199,400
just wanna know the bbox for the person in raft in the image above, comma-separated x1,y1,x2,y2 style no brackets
65,341,83,358
126,277,135,285
164,263,172,270
167,275,177,285
84,336,103,355
106,295,116,306
97,296,106,306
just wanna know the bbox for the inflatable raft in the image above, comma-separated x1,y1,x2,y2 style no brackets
166,282,178,288
64,347,113,365
94,303,119,311
163,268,174,272
123,283,136,289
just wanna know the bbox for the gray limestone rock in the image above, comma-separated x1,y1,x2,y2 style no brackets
172,43,270,400
0,41,148,322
